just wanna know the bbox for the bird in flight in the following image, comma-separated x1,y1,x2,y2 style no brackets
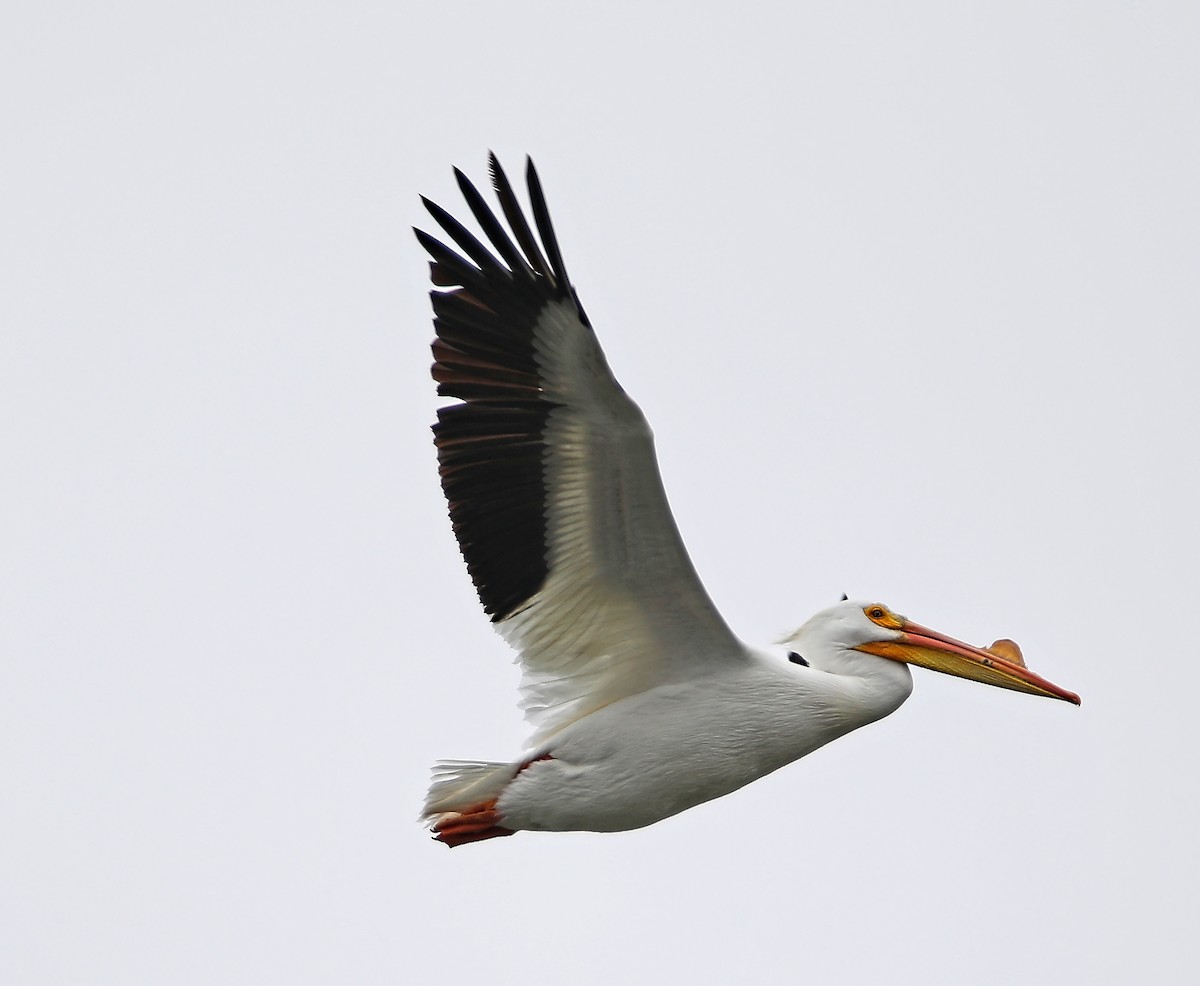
415,155,1079,848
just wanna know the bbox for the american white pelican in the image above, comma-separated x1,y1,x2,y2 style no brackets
416,155,1080,848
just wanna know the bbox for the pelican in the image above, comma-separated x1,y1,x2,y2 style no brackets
416,155,1079,848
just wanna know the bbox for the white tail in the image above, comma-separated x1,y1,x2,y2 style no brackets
421,760,517,821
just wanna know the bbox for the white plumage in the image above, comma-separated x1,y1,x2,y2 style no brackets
416,155,1078,847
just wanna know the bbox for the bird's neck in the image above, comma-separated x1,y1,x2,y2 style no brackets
731,652,914,774
811,647,915,718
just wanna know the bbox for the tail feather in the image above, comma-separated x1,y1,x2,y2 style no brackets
421,759,517,820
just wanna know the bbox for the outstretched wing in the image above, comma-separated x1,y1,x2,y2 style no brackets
417,155,748,746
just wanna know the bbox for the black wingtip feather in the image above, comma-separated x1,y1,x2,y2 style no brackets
420,154,589,623
454,167,534,279
421,196,509,278
525,158,570,294
487,154,552,281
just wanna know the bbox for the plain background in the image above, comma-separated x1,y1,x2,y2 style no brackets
4,3,1198,983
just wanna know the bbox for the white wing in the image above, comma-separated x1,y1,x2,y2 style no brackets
417,156,749,747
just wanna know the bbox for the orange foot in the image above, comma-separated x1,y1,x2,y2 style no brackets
432,800,516,848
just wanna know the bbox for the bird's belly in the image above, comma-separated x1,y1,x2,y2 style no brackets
496,676,853,833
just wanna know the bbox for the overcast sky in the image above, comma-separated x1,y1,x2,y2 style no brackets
4,3,1199,984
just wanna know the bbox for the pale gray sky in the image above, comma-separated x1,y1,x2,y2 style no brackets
4,3,1199,983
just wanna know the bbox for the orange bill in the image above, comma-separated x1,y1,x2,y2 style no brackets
856,621,1081,704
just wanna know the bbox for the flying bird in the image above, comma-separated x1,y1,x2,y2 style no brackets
416,155,1079,848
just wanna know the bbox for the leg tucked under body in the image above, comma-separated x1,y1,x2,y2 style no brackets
431,800,515,847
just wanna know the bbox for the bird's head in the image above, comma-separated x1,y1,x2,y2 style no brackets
785,598,1080,704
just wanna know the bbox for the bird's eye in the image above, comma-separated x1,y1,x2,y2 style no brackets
864,605,903,629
